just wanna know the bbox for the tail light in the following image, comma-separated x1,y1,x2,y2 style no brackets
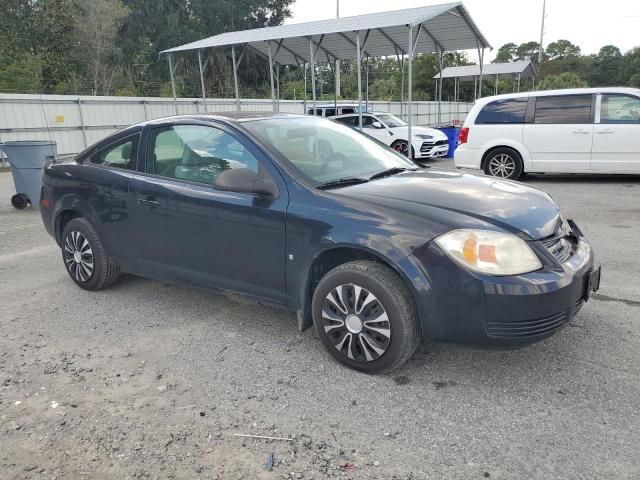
458,127,469,145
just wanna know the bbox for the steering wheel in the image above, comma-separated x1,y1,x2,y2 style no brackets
317,139,346,175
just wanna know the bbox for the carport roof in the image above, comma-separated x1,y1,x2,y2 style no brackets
161,2,491,65
433,60,534,80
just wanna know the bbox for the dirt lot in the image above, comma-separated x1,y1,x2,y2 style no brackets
1,165,639,480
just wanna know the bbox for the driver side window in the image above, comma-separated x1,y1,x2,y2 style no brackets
147,125,260,185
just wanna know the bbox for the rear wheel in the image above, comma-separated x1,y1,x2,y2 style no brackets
312,261,420,374
11,194,28,210
61,217,120,291
483,147,524,180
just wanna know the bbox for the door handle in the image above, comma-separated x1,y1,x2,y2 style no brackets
571,130,591,134
138,197,160,208
596,129,614,134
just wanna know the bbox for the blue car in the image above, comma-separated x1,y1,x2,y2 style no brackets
39,113,601,373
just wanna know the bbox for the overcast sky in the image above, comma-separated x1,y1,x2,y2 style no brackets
286,0,640,60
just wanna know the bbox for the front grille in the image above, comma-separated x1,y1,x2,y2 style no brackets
420,139,448,152
540,221,576,263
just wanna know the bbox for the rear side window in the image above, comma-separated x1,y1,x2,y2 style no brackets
340,107,355,114
475,98,528,124
534,95,592,124
334,116,358,127
91,135,139,170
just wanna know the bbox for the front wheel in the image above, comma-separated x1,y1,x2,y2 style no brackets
61,217,120,291
391,140,414,160
312,261,420,374
483,147,524,180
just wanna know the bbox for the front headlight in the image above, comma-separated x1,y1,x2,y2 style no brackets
434,229,542,276
414,134,433,139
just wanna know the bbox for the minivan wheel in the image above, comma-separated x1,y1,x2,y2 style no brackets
61,217,120,291
312,261,420,374
484,147,523,180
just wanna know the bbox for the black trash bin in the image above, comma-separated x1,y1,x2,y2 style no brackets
0,141,57,210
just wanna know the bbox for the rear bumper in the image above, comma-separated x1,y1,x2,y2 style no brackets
406,224,596,348
453,146,482,169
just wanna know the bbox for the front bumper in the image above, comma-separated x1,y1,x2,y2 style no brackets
413,139,449,159
407,222,598,347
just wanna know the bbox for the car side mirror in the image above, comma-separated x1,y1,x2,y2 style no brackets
214,168,277,197
371,121,384,129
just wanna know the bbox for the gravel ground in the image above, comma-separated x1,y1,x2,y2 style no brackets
1,164,639,480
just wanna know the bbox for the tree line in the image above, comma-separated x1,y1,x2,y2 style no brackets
0,1,638,101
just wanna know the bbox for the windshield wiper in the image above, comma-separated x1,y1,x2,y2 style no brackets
316,177,369,190
369,167,414,180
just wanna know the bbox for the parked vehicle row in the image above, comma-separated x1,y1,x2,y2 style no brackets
40,112,600,373
455,87,640,179
330,112,450,160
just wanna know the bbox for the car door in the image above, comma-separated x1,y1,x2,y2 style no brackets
130,121,288,306
523,94,595,172
592,93,640,173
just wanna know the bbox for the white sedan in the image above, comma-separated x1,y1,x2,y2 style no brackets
330,112,449,160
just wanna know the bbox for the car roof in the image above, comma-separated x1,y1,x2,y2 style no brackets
131,111,308,129
472,87,640,108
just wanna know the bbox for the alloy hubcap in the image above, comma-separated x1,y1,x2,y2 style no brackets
322,284,391,362
488,154,516,177
63,231,94,282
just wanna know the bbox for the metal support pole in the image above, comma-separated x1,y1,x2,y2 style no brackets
276,65,280,111
517,73,521,92
495,74,499,95
168,54,178,114
437,49,444,126
267,42,277,112
477,43,485,99
142,99,148,120
356,30,363,129
198,50,207,112
231,45,240,111
309,38,317,114
407,25,413,155
303,62,307,113
400,56,405,118
365,56,369,112
77,98,87,148
474,76,478,101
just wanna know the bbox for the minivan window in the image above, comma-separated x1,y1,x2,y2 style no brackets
601,94,640,124
475,98,528,124
534,95,592,124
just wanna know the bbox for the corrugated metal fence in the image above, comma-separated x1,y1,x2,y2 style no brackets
0,93,472,156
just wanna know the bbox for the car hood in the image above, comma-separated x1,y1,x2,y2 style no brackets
390,125,448,140
334,169,560,240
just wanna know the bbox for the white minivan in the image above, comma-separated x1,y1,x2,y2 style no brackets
455,87,640,179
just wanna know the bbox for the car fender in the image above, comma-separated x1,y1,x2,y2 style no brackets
52,193,101,245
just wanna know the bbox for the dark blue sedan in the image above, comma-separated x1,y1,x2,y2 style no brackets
39,113,601,373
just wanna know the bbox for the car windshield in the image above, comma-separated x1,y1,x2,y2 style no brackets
243,116,415,185
377,114,407,128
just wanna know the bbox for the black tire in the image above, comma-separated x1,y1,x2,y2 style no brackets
11,194,28,210
483,147,524,180
61,217,120,291
312,260,420,374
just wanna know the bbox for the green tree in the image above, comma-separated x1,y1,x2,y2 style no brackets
494,43,517,63
515,41,543,64
538,72,587,90
546,40,581,60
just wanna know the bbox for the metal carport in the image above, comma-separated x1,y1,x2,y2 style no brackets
161,1,490,142
434,60,535,102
